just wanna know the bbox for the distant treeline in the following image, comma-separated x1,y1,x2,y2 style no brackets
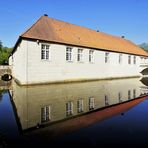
0,41,12,65
139,43,148,52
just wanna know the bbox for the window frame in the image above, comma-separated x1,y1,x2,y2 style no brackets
118,92,122,103
133,56,136,64
128,90,131,100
66,101,73,116
77,99,83,113
133,89,136,98
66,47,73,62
105,95,109,106
41,44,50,60
105,52,109,63
128,55,131,64
119,53,122,64
41,105,51,123
77,49,83,62
89,50,94,63
89,97,95,110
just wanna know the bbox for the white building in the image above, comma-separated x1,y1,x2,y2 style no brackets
9,15,148,85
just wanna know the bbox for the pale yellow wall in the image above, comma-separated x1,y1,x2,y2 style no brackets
12,78,142,130
9,40,28,84
10,39,144,85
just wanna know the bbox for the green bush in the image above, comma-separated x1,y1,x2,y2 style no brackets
0,41,12,65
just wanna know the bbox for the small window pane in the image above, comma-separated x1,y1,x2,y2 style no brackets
133,89,136,98
118,92,122,103
105,95,109,106
105,52,109,63
119,54,122,64
133,56,136,64
77,49,83,62
41,49,45,59
77,99,83,113
42,44,45,49
41,106,50,123
128,90,131,100
128,55,131,64
89,97,94,110
66,101,73,116
89,50,94,62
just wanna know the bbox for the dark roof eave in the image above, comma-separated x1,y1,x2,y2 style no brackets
10,36,148,58
9,36,22,57
21,37,148,57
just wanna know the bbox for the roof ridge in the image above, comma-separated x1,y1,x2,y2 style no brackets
21,16,44,37
21,15,127,42
15,15,148,57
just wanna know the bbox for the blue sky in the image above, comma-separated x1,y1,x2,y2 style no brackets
0,0,148,47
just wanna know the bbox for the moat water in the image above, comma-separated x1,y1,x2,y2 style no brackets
0,77,148,147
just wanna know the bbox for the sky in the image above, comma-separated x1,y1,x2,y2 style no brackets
0,0,148,47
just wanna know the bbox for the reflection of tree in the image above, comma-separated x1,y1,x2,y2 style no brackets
0,89,5,101
0,93,2,101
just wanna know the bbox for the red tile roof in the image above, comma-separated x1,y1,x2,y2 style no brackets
20,16,148,56
27,96,147,138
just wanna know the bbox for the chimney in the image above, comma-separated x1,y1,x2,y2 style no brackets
44,14,48,17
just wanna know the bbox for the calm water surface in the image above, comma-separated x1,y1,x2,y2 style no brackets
0,78,148,147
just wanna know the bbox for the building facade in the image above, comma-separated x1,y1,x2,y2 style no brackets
9,15,148,85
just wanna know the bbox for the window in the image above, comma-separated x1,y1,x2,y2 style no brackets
128,90,131,100
133,89,136,98
66,47,72,62
77,99,83,113
41,44,50,60
105,52,109,63
89,97,95,110
144,58,147,63
89,50,94,62
77,49,83,62
128,55,131,64
118,92,122,103
133,56,136,64
66,101,73,116
105,95,109,106
41,106,50,123
119,53,122,64
140,57,144,63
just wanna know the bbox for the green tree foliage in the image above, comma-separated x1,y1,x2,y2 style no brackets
0,41,12,65
0,41,2,51
139,43,148,52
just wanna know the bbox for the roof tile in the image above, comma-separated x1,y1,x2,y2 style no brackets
21,16,148,56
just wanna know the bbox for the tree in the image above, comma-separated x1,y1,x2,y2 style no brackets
139,43,148,52
0,40,2,51
0,41,12,65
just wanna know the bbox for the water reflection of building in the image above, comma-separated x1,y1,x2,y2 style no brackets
0,80,12,91
10,78,145,131
140,77,148,94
